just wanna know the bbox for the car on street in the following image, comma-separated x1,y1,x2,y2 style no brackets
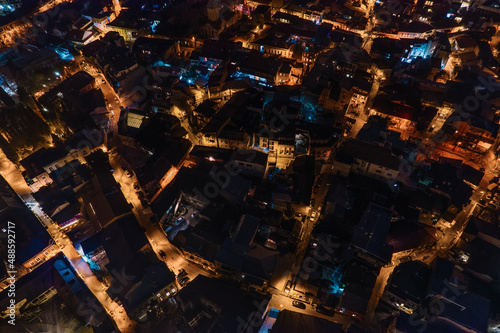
175,217,185,225
285,280,292,293
133,183,140,190
292,301,306,309
177,269,188,280
179,276,190,286
316,305,335,316
158,250,166,258
125,170,133,178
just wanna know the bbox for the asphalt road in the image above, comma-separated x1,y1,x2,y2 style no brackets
0,151,136,332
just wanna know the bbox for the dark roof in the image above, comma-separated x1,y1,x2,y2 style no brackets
85,150,131,219
464,216,500,244
176,275,270,333
151,185,180,219
0,176,52,264
371,95,421,121
82,39,108,58
399,21,434,33
459,164,484,186
238,50,283,79
200,39,240,60
339,282,373,315
455,36,476,49
80,213,147,265
351,203,394,263
233,215,260,247
330,29,362,46
108,9,149,30
109,258,175,312
0,254,111,330
387,261,432,304
270,309,344,333
387,227,437,252
335,139,401,171
189,145,233,162
252,4,271,14
73,17,92,29
38,71,95,105
460,237,500,282
171,166,213,195
193,100,218,117
20,146,68,177
231,149,268,166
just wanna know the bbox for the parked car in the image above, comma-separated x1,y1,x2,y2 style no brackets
316,305,335,316
179,276,190,286
133,183,140,190
158,250,166,258
177,269,188,280
125,170,133,178
292,301,306,309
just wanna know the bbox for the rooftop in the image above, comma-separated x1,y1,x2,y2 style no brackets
335,139,401,171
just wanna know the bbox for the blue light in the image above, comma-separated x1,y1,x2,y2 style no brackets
52,47,74,61
150,20,160,33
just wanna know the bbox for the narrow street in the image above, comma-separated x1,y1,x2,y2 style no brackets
108,151,214,286
365,180,483,326
267,292,352,329
0,151,136,332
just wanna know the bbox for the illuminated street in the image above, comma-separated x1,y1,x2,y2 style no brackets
1,0,500,332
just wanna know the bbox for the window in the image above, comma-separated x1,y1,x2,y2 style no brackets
387,173,393,177
35,257,41,262
375,170,382,174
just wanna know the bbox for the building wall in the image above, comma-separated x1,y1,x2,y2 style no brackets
330,160,351,177
27,171,53,192
352,158,399,182
23,244,60,270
